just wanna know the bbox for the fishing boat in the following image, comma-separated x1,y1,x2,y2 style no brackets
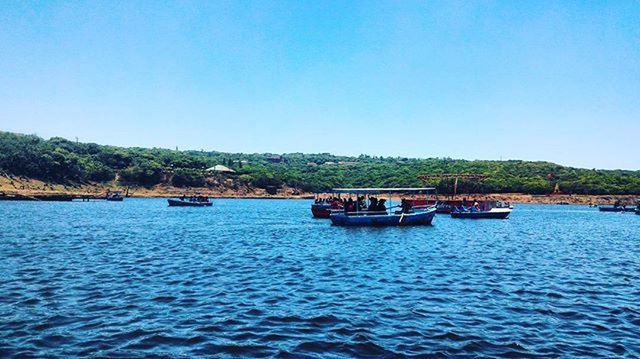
311,193,342,218
598,206,635,212
311,202,333,218
328,188,437,227
105,190,124,202
168,196,212,207
450,201,512,219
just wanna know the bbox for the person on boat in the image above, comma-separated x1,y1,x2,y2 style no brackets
376,199,387,213
344,198,354,215
401,199,413,214
368,197,378,212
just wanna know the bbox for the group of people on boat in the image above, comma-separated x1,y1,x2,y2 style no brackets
342,196,391,215
315,195,421,215
180,195,209,203
613,200,629,210
454,201,484,213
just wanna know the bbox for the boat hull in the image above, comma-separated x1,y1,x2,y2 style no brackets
330,208,436,227
599,207,635,212
167,199,212,207
451,208,511,219
311,204,332,218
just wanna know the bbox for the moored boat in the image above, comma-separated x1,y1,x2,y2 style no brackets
105,191,124,201
598,206,635,212
168,197,212,207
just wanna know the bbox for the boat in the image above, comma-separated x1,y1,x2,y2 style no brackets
451,208,511,219
598,206,635,212
311,202,334,218
328,188,437,227
409,199,513,213
168,197,212,207
311,193,342,218
105,190,124,202
450,201,512,219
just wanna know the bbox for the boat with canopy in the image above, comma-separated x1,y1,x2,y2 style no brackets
328,188,437,226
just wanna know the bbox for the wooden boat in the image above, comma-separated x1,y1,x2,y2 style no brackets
105,191,124,201
167,198,212,207
328,187,437,227
598,206,635,212
311,203,333,218
451,207,511,219
331,208,436,226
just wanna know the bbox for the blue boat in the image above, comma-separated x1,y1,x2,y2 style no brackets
331,208,436,226
328,187,437,227
168,197,212,207
598,206,635,212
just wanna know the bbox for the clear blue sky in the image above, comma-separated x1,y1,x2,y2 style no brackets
1,1,638,169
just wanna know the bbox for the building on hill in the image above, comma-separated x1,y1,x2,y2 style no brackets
206,165,236,173
266,155,283,163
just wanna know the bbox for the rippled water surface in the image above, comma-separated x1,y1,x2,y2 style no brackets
1,199,640,357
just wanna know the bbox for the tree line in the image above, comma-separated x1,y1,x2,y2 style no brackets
1,131,639,195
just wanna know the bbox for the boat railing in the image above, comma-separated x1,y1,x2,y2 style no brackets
340,210,391,216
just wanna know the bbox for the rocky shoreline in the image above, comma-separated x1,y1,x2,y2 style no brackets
1,177,637,205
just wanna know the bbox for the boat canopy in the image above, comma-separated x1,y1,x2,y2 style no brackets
331,187,436,194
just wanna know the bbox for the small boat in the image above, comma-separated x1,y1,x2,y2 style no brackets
311,202,333,218
168,197,212,207
105,191,124,202
598,206,635,212
451,208,511,219
311,193,342,218
328,187,437,227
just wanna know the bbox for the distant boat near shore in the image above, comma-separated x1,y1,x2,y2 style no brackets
598,206,635,212
168,197,212,207
451,207,512,219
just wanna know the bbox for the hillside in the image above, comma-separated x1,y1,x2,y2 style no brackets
1,131,639,196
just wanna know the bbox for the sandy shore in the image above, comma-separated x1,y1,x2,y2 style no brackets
0,176,637,204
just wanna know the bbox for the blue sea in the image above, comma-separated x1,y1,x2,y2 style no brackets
1,199,639,357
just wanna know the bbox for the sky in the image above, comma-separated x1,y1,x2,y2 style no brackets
1,1,638,170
